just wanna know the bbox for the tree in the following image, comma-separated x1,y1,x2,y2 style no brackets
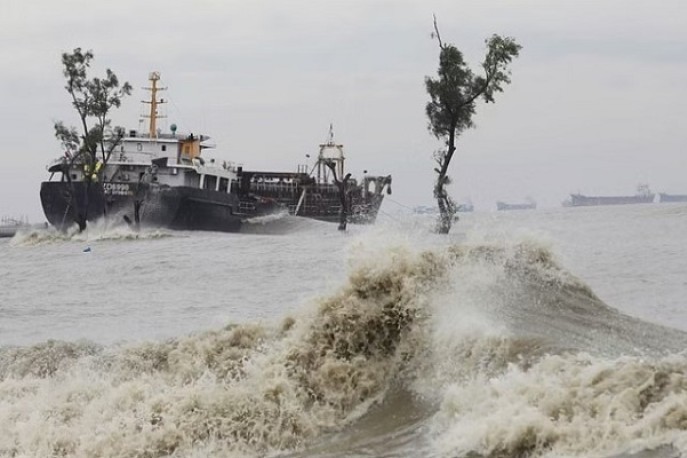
324,160,352,231
425,17,521,233
54,48,132,230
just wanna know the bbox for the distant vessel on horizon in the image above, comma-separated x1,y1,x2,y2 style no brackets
658,193,687,203
564,184,655,207
496,199,536,211
0,216,32,238
456,201,474,212
413,200,474,214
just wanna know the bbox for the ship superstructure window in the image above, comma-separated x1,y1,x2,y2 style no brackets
219,177,229,193
204,175,217,191
161,145,167,152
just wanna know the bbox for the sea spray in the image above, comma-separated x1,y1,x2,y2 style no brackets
0,243,452,457
2,238,686,457
399,240,687,457
0,340,101,379
10,220,172,247
431,352,687,458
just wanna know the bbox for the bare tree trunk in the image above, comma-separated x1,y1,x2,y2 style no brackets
324,160,351,231
434,178,453,234
336,175,351,231
434,127,457,234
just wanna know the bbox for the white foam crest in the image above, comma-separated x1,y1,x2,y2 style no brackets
0,242,449,457
431,351,687,457
408,244,555,400
241,209,289,225
389,236,687,456
4,235,678,457
10,220,173,246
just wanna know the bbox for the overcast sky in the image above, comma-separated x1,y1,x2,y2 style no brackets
1,0,685,220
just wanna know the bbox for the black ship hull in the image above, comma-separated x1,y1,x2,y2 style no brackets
40,181,278,233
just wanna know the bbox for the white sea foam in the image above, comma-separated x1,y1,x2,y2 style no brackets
242,209,289,225
10,220,173,246
1,236,686,457
0,241,446,456
430,351,687,458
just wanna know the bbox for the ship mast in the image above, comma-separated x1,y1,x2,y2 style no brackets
141,71,167,138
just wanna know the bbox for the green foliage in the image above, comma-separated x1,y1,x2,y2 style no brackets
425,35,521,141
54,48,132,168
53,121,80,156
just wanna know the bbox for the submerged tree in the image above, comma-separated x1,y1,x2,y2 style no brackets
324,159,352,231
54,48,132,230
425,17,521,233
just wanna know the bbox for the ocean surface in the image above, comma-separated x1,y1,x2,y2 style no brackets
1,203,686,458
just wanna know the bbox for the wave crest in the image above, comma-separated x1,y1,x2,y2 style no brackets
2,239,686,457
10,222,173,246
432,352,687,457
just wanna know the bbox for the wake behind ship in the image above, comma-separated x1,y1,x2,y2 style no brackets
40,73,391,232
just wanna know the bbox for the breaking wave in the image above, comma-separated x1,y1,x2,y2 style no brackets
1,238,686,457
10,220,173,246
242,209,290,225
240,212,331,235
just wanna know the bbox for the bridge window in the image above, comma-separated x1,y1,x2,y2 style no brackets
204,175,217,191
219,177,229,192
161,145,167,152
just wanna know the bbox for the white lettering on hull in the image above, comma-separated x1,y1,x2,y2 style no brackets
103,183,133,196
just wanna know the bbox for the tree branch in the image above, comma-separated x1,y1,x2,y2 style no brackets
432,14,443,48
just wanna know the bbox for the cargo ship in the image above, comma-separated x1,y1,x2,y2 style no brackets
496,200,536,211
239,125,391,225
40,73,391,232
0,216,29,238
658,193,687,203
563,184,655,207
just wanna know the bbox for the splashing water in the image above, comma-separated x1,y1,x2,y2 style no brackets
1,237,686,457
10,220,174,247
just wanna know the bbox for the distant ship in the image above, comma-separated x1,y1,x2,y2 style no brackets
496,199,536,211
658,193,687,203
564,184,655,207
413,201,474,214
413,205,437,215
0,216,28,238
456,201,474,212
